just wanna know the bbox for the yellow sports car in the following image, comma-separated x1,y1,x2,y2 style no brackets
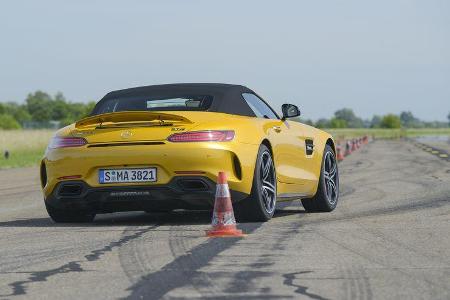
40,83,339,223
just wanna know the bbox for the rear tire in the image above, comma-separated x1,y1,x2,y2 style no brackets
45,203,96,223
301,145,339,212
235,144,277,222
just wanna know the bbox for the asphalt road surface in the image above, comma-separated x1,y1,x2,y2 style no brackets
0,140,449,300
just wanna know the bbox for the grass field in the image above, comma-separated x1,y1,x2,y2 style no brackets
327,128,450,141
0,128,449,169
0,130,54,169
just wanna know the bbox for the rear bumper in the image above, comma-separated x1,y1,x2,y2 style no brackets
42,142,259,199
45,176,249,213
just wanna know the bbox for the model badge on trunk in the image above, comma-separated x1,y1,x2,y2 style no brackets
120,130,134,139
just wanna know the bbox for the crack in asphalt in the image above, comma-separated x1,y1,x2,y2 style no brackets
0,225,158,297
283,272,331,300
5,261,83,297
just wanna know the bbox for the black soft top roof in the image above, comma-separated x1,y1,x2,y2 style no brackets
95,83,260,117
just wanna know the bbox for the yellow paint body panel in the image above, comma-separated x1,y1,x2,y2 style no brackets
42,111,334,201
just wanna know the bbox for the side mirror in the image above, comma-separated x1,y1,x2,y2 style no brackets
281,104,301,120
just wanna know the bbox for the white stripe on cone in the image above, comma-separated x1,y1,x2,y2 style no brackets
216,184,231,198
211,211,236,226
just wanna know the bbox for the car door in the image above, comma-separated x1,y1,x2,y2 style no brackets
241,93,308,187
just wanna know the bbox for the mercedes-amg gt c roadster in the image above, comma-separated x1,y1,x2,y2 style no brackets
41,83,339,223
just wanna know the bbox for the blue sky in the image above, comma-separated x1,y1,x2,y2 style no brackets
0,0,449,121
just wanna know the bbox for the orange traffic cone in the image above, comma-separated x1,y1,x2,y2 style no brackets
336,145,345,162
206,172,244,237
345,141,352,156
351,140,357,151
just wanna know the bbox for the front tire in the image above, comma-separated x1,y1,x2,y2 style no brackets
45,203,96,223
235,144,277,222
301,145,339,212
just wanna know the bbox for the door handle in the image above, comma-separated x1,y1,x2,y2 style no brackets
273,126,282,133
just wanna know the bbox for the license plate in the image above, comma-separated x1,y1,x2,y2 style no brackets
99,168,157,184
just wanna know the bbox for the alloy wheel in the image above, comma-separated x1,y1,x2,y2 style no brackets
323,151,339,204
260,151,276,214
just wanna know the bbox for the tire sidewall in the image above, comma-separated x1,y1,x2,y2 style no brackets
252,144,277,220
319,145,339,210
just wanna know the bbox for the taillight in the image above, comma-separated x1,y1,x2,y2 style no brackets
49,137,87,149
167,130,235,142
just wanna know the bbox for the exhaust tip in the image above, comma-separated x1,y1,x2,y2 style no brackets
58,184,83,197
177,179,209,191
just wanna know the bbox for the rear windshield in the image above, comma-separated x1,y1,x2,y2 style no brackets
92,95,213,115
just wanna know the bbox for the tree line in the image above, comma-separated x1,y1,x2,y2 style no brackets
0,91,95,129
0,91,449,129
299,108,450,129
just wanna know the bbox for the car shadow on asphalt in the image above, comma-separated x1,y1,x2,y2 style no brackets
0,207,306,228
0,211,207,228
273,209,306,218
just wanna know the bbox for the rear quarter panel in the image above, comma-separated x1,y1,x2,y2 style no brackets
299,123,335,194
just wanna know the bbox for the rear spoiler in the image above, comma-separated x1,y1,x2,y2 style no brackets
75,111,192,128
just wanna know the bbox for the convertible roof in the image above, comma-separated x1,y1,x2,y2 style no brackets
104,83,254,97
97,83,259,117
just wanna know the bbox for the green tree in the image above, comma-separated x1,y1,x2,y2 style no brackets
26,91,53,122
333,108,364,128
302,119,314,126
448,112,450,127
69,102,88,119
2,91,97,128
315,118,330,128
400,111,422,128
12,107,32,124
51,92,70,121
370,115,382,128
380,114,401,128
0,114,21,129
329,117,347,128
83,101,96,116
58,101,96,126
3,102,31,124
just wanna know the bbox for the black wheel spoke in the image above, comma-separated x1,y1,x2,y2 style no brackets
329,162,337,178
262,157,272,180
329,179,336,197
262,180,275,193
